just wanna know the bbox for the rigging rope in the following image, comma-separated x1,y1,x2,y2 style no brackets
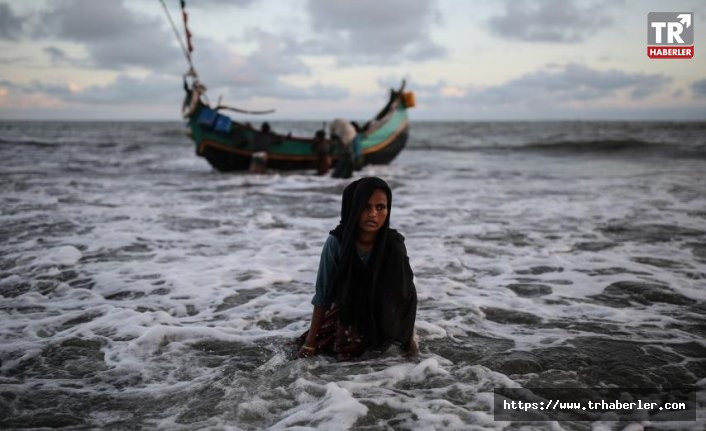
158,0,194,71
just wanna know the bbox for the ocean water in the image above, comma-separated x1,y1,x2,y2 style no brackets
0,120,705,430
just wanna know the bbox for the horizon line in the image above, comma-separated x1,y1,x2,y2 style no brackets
1,117,704,123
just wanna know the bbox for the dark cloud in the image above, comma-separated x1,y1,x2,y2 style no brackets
43,46,66,63
193,31,308,87
0,74,178,105
43,46,85,67
0,2,22,40
409,63,671,112
190,30,346,101
465,63,670,105
66,75,178,104
35,0,182,71
305,0,445,63
1,24,347,108
186,0,256,8
0,55,30,65
239,30,311,79
38,0,127,40
691,79,706,98
488,0,616,43
0,79,69,102
0,2,23,40
0,78,18,90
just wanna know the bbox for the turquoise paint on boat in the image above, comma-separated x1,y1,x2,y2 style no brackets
184,82,412,171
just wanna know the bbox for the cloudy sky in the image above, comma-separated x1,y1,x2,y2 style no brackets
0,0,705,120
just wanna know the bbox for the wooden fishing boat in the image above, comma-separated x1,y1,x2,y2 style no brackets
182,80,413,172
162,0,414,172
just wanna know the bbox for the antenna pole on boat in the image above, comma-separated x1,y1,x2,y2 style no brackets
158,0,194,71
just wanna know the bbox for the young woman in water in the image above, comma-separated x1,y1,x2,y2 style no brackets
296,177,418,360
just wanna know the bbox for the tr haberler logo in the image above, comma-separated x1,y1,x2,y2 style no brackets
648,12,694,59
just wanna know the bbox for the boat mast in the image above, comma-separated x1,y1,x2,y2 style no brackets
158,0,196,76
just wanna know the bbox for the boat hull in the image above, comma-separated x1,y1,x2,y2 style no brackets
197,124,408,171
185,87,410,172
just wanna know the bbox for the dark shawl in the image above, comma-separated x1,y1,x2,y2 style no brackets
328,177,417,347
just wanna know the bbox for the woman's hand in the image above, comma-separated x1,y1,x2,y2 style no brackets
296,306,326,359
297,344,316,358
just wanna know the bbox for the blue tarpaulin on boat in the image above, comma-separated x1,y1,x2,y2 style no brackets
214,114,232,134
197,108,217,127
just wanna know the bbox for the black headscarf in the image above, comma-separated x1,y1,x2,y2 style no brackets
328,177,417,347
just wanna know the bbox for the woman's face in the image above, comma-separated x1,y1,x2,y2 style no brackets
358,189,389,234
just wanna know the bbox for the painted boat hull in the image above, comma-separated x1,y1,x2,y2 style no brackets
185,89,410,172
